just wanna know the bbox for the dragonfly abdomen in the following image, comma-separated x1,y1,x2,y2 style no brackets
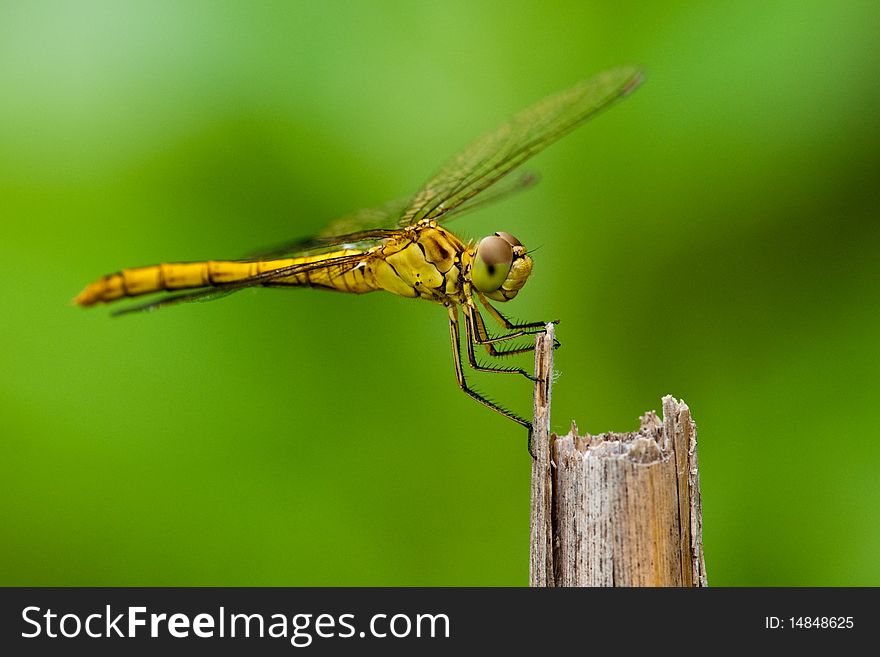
73,252,377,307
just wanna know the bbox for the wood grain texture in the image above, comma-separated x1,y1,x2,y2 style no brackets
528,323,555,587
529,385,707,587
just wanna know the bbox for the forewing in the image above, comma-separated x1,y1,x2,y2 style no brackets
245,197,411,260
436,170,539,223
246,172,539,259
400,66,643,226
244,67,640,258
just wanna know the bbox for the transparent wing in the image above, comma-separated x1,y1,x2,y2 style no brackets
434,170,539,223
244,197,411,260
113,252,370,316
244,170,539,260
111,288,243,316
242,67,640,259
400,66,643,226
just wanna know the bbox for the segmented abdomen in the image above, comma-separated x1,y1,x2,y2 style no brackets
73,251,375,307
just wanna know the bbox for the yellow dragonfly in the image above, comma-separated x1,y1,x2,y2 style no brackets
75,66,643,450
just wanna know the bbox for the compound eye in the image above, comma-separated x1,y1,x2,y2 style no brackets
472,236,513,293
494,231,522,247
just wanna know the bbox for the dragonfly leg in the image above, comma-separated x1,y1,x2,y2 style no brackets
463,308,536,381
477,292,559,332
470,305,543,359
470,299,561,357
447,304,532,432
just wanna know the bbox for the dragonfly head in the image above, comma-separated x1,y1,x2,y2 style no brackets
471,231,533,302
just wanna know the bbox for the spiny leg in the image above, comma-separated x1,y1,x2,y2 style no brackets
470,295,560,357
447,304,531,432
463,308,536,381
477,291,558,331
470,305,543,358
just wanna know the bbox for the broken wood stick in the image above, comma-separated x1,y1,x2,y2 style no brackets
529,325,707,586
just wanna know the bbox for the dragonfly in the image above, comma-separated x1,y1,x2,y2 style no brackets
75,66,643,451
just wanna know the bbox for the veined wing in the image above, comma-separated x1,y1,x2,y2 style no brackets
246,170,539,261
245,197,412,260
112,251,370,316
400,66,644,226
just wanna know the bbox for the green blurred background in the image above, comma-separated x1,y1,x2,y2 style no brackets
2,0,879,586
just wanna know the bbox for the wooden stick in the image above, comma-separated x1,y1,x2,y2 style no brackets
529,323,555,587
528,330,707,586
